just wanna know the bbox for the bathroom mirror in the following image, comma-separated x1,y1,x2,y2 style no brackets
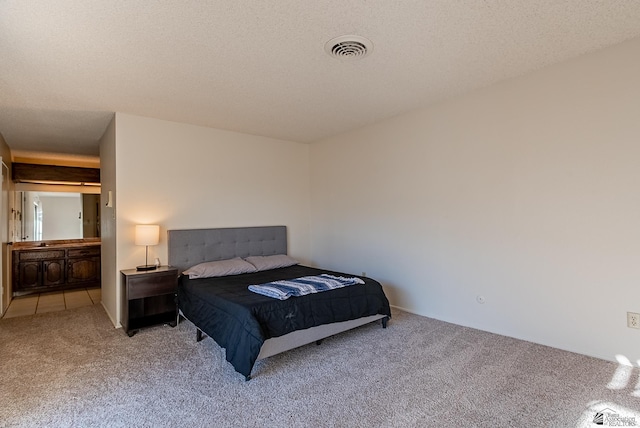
15,191,100,241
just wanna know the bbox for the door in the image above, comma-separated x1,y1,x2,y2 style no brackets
67,257,100,283
42,260,65,286
17,261,40,290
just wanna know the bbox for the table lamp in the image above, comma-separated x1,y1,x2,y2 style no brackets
135,224,159,271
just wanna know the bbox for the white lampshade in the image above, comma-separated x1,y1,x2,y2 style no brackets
135,225,159,246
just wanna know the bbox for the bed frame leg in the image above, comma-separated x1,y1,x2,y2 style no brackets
316,339,323,345
169,312,180,328
196,329,205,342
382,316,389,329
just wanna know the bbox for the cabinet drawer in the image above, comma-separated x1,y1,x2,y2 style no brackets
128,273,177,299
17,250,65,261
68,247,101,257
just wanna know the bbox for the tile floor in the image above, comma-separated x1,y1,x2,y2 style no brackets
1,287,101,319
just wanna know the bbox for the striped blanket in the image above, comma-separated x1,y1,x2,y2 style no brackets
248,274,364,300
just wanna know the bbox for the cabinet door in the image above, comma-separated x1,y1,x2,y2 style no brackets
42,260,65,286
67,257,100,283
17,261,41,289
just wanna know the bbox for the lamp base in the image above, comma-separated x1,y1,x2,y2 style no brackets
136,265,157,271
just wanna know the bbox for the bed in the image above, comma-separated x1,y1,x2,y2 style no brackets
168,226,391,380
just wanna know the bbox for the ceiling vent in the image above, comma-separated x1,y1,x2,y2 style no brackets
324,35,373,60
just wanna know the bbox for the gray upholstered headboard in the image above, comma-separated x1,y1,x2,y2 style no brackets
168,226,287,273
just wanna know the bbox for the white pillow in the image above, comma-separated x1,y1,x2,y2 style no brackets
244,254,299,271
183,257,257,279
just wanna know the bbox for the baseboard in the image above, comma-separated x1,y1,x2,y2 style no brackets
389,303,422,316
101,301,121,328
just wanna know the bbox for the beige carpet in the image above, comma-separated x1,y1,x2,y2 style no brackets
1,303,639,427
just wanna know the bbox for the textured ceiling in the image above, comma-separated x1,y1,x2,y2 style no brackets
2,1,640,156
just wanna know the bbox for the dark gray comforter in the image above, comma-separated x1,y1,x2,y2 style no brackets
177,265,391,378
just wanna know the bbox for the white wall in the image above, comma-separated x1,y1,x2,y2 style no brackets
107,113,310,326
99,115,117,324
310,37,640,363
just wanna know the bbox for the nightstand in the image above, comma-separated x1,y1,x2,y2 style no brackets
120,266,179,337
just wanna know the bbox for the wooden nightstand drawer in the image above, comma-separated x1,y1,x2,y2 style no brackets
128,273,176,299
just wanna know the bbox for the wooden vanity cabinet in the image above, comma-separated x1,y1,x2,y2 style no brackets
12,244,101,296
14,249,65,292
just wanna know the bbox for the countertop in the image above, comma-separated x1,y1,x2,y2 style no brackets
11,239,101,250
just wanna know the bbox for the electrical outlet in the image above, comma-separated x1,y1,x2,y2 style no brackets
627,312,640,329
